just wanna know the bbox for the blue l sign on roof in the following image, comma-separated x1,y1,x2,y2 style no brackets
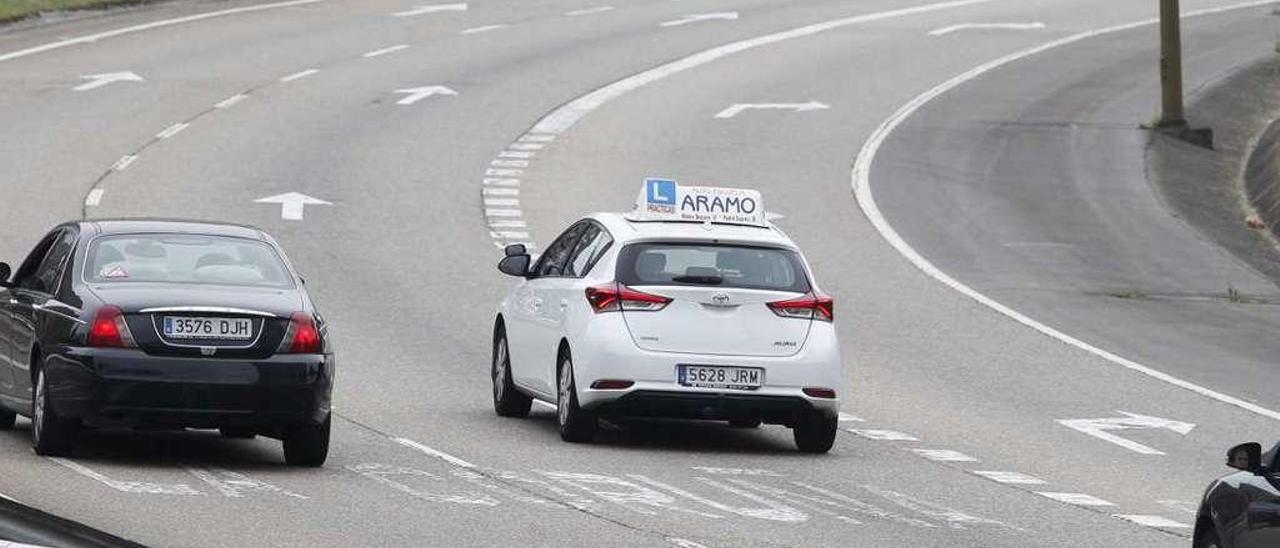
646,178,677,207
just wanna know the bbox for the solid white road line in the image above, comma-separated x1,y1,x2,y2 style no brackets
363,44,409,58
462,24,509,35
567,6,615,16
530,0,1003,135
215,94,247,109
970,471,1046,485
1113,515,1191,528
850,0,1280,423
928,22,1046,35
393,437,476,468
909,449,978,462
1035,492,1114,507
85,188,105,207
0,0,331,63
393,3,467,17
280,68,320,82
846,429,918,441
155,122,190,140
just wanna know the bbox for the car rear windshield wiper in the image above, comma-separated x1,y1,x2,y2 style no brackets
672,275,724,285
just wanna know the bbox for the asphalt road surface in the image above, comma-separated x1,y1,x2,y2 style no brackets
0,0,1277,546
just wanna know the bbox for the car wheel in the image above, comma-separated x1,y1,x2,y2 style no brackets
283,415,330,467
0,406,15,430
32,369,77,457
1194,526,1221,548
492,326,531,418
729,417,762,429
557,351,596,443
793,413,837,454
219,427,256,439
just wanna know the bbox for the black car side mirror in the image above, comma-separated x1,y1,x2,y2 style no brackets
498,254,531,277
0,262,10,287
1227,442,1262,473
504,244,527,257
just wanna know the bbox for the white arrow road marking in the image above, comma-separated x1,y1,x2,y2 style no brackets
73,71,143,91
1036,492,1114,507
928,22,1045,35
1114,515,1192,528
253,192,331,221
660,12,738,27
394,85,458,105
1057,412,1195,455
714,101,829,119
50,458,202,495
393,2,466,17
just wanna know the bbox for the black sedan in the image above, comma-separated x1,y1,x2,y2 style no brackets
0,219,334,466
1194,441,1280,547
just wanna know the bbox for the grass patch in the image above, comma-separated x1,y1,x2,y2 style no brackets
0,0,153,24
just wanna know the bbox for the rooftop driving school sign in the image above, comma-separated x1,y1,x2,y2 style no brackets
631,178,767,227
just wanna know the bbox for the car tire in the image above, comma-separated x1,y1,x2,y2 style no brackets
557,352,596,443
729,417,762,429
32,369,77,457
0,407,15,430
283,415,330,467
1194,526,1221,548
793,413,837,454
219,427,256,439
492,326,531,418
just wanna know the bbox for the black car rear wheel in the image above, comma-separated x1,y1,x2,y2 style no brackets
32,369,77,457
557,352,596,443
793,413,837,454
492,326,531,418
283,415,330,467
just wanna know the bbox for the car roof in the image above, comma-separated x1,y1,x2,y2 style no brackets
79,218,271,241
590,212,797,248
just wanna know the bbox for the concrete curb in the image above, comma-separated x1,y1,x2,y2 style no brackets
0,494,145,548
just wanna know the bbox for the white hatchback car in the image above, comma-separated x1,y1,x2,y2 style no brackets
491,185,841,453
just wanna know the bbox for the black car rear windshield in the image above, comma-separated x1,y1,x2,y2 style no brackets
85,234,294,289
616,242,811,292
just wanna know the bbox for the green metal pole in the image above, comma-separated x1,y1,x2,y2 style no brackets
1159,0,1187,128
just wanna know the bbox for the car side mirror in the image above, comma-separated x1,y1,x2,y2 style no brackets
1227,442,1262,473
498,254,531,277
504,244,527,257
0,262,10,287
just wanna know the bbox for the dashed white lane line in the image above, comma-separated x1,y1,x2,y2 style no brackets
499,150,535,159
909,449,978,462
363,44,409,58
111,155,137,171
837,412,864,422
508,143,545,151
214,93,247,109
519,134,556,142
486,168,524,177
1035,492,1115,507
489,219,528,228
483,187,519,196
485,209,523,217
846,429,918,441
666,538,709,548
393,437,475,468
462,24,509,34
970,471,1046,485
849,0,1280,424
567,6,615,16
280,68,320,82
85,188,105,207
392,2,467,17
1114,515,1192,529
155,122,189,140
484,198,521,207
927,22,1046,35
491,231,530,239
483,178,521,187
0,0,332,63
491,159,529,168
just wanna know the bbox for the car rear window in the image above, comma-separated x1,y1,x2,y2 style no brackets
616,242,810,292
85,234,294,289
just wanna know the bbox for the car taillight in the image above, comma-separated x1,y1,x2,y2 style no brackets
767,293,834,322
279,312,322,354
586,283,672,313
87,305,136,348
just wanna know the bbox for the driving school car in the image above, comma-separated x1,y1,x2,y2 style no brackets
491,180,842,453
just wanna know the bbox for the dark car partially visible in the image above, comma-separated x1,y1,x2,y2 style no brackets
1194,441,1280,548
0,220,334,466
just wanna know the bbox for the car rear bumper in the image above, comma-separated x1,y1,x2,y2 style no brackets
45,347,334,429
596,390,826,425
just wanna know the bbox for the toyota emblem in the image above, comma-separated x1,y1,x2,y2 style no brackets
712,293,731,305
